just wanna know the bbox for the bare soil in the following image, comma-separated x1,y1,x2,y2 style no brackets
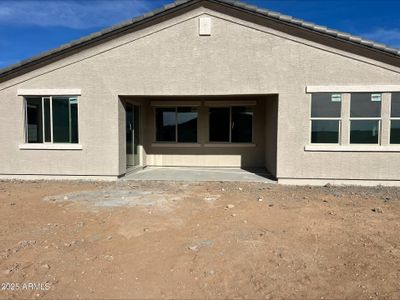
0,180,400,299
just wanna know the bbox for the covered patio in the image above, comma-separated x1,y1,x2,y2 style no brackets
120,94,278,179
122,167,275,183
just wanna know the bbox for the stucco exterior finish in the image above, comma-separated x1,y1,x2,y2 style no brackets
0,2,400,182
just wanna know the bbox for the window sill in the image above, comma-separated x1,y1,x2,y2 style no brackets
151,143,201,148
19,144,83,150
305,145,400,152
204,143,256,148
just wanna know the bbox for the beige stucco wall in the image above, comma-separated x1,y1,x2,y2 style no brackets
264,95,278,177
0,3,400,181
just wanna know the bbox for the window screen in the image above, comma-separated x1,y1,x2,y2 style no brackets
156,108,176,142
52,97,70,143
43,98,51,142
311,120,340,143
155,107,198,143
350,93,381,144
26,96,79,144
209,107,230,142
391,120,400,144
391,93,400,117
350,93,381,118
26,97,43,143
310,93,341,144
311,93,341,118
177,107,198,143
350,120,379,144
390,93,400,144
231,106,253,143
70,98,79,143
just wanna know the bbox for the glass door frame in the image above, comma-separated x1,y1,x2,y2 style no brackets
125,100,142,172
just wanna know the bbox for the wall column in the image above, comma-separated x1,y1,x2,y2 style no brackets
381,93,391,146
341,93,350,145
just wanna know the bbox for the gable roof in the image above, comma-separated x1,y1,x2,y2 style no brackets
1,0,399,81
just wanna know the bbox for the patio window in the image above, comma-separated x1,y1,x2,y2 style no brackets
390,93,400,144
350,93,381,144
310,93,341,144
25,96,79,144
209,106,253,143
155,107,198,143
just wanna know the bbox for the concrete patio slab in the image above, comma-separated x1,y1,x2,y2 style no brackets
122,167,275,182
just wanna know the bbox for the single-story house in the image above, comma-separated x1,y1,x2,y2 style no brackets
1,0,400,185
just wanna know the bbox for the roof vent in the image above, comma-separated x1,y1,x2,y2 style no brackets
199,17,211,36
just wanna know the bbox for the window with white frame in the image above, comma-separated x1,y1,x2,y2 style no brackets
25,96,79,144
390,92,400,144
209,106,253,143
350,93,381,144
310,93,341,144
155,107,198,143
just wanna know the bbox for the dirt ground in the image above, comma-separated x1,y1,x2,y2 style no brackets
0,180,400,299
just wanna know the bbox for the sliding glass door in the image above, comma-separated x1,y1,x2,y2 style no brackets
126,103,140,168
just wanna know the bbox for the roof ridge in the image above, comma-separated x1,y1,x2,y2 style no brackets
0,0,399,79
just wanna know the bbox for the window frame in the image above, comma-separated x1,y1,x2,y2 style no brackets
208,106,254,144
24,95,79,144
390,93,400,144
349,93,382,145
309,93,342,145
154,106,199,143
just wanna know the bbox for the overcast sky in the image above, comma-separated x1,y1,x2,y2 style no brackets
0,0,399,69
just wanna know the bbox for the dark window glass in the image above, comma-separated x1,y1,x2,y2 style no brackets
350,120,379,144
391,93,400,117
156,108,176,142
311,120,339,143
52,97,70,143
351,93,381,117
209,107,230,142
390,120,400,144
177,107,197,143
26,98,43,143
311,93,341,118
43,98,51,142
26,96,78,144
232,106,253,143
70,98,79,143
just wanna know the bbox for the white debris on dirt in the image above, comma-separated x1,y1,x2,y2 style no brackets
188,240,214,252
43,189,185,209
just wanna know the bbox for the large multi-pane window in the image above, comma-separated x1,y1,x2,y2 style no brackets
310,93,341,144
390,93,400,144
209,106,253,143
26,96,79,143
350,93,381,144
155,107,198,143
